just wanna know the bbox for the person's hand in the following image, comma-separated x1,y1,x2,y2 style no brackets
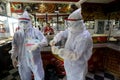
31,44,39,51
25,39,40,51
51,46,59,55
12,58,18,68
49,40,56,46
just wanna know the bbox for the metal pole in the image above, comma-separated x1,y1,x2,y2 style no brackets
57,13,59,31
45,13,48,23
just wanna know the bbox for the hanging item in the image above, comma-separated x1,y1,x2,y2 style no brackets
0,2,6,16
11,2,23,13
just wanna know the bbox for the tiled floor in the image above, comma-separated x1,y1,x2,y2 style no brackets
0,67,117,80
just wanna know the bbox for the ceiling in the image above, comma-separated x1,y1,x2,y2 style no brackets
86,0,114,3
5,0,115,4
6,0,119,13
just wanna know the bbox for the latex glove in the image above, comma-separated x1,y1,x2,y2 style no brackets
9,50,13,54
12,58,18,68
51,46,59,55
31,44,39,51
25,43,39,52
49,40,56,46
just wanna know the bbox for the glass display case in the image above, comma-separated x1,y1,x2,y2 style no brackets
7,17,18,36
84,20,120,43
0,15,18,40
0,16,9,39
109,20,120,42
36,13,68,34
111,20,120,36
95,20,105,34
85,20,95,35
85,20,108,43
51,15,66,33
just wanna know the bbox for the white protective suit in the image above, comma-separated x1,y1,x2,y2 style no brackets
50,8,93,80
9,11,48,80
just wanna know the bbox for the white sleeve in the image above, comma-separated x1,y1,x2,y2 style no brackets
9,33,18,59
58,37,93,61
39,36,48,47
53,29,68,43
36,30,48,47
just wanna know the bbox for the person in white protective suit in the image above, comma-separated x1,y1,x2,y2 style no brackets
50,8,93,80
9,11,48,80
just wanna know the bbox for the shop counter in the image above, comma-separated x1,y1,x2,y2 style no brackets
93,43,120,52
40,42,120,77
0,37,12,73
89,43,120,78
92,34,108,43
0,36,120,77
0,37,12,46
41,43,120,52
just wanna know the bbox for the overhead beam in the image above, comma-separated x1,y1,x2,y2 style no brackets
103,0,120,13
8,0,78,3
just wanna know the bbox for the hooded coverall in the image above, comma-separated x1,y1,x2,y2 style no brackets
51,8,93,80
10,11,48,80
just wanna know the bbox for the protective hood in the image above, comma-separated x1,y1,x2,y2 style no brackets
66,8,86,33
18,11,32,30
75,0,87,8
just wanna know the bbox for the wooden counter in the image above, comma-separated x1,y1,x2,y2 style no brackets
0,37,12,46
41,43,120,52
93,43,120,52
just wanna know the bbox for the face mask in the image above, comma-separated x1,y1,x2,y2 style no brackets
66,20,85,33
65,21,73,29
66,20,79,28
19,21,29,30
